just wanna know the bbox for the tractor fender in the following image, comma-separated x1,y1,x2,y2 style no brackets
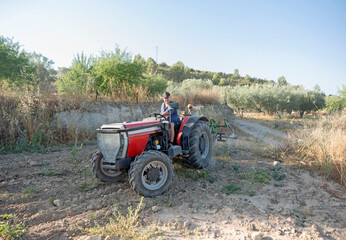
177,116,209,153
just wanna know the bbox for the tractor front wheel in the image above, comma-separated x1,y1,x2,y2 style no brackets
129,151,174,197
91,149,126,182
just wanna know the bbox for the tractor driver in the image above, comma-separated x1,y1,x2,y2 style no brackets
160,92,180,145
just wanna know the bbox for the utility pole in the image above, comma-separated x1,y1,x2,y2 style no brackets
156,46,158,63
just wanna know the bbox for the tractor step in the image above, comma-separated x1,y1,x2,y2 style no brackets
168,145,182,157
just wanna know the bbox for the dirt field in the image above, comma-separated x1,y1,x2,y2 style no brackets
0,120,345,240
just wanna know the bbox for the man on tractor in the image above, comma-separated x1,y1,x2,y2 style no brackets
160,92,180,146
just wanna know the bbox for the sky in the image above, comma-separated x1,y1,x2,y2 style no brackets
0,0,345,95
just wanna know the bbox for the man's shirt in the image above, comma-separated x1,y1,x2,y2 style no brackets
160,101,180,124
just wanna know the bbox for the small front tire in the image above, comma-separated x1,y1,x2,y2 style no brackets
91,149,126,182
129,151,174,197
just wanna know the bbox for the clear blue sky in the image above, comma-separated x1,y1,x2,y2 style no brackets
1,0,345,95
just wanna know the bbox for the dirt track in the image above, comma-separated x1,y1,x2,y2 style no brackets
233,119,287,147
0,120,345,240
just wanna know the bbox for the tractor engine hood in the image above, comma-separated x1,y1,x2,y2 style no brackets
97,120,161,163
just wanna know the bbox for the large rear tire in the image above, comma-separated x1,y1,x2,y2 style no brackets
129,151,174,197
91,149,126,182
185,121,212,169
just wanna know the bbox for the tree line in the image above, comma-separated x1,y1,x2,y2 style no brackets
1,35,345,113
223,84,326,117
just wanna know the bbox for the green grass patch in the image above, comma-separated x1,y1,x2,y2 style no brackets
222,184,241,195
21,187,40,198
0,192,12,200
77,180,102,192
222,184,256,196
0,214,26,240
243,168,272,184
174,164,210,181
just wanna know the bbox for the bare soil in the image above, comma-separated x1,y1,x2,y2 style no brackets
0,120,345,240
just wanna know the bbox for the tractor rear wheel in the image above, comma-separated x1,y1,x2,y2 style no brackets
129,151,174,197
186,121,212,169
91,149,126,182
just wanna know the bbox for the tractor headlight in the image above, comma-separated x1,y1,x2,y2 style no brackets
97,133,121,162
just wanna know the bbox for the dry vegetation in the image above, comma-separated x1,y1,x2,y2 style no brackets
0,87,222,152
284,111,346,185
172,88,221,106
235,111,346,186
0,89,93,151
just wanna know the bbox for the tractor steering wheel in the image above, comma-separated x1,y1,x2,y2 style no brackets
149,113,167,120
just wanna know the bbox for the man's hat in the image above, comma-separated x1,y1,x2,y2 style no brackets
162,92,170,98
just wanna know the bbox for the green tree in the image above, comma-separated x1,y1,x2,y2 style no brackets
28,52,56,89
146,57,157,75
133,54,146,70
325,95,343,112
338,85,346,99
325,85,346,112
92,48,143,100
219,78,227,86
56,52,94,96
277,76,287,86
233,68,240,78
167,61,190,82
0,36,35,87
141,74,168,96
212,73,219,85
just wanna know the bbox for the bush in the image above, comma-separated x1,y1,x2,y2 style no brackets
325,95,344,112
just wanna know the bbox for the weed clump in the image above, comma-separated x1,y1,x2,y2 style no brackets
0,214,26,240
244,168,271,184
222,184,241,195
79,197,160,239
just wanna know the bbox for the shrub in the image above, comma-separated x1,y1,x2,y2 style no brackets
325,95,344,112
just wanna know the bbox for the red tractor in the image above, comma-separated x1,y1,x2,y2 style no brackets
90,103,212,197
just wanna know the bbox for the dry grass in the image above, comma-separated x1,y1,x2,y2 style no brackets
172,88,221,106
285,111,346,185
0,89,92,151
